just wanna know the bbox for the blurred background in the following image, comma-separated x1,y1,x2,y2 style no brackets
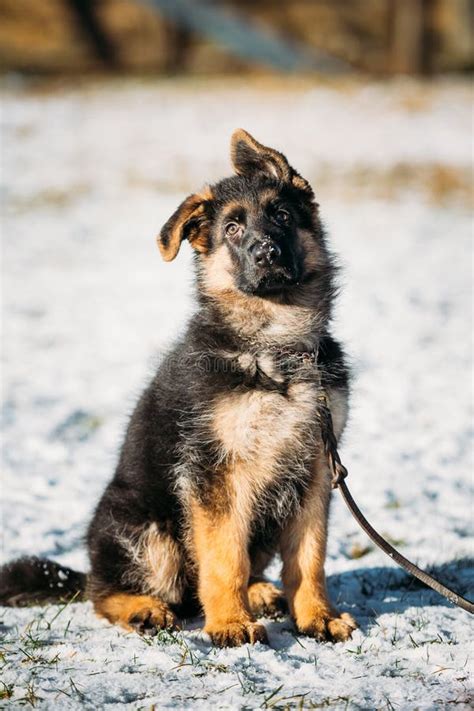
1,0,472,583
0,0,472,75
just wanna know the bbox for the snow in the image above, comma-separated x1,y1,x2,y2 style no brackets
1,77,473,709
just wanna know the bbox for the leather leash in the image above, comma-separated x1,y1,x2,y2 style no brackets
317,392,474,615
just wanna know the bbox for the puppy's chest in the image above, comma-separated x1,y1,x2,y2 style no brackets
211,352,319,466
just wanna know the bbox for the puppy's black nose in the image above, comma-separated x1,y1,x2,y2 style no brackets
251,240,281,266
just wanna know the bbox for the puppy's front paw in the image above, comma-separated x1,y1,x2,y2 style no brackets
297,611,357,643
248,581,287,619
205,620,268,647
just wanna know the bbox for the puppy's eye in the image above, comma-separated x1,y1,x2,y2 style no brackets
225,222,240,237
275,209,290,224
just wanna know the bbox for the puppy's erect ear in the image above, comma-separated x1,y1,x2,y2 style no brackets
231,128,291,182
230,128,314,196
157,189,213,262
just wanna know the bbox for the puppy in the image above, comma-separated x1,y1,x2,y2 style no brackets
0,130,357,647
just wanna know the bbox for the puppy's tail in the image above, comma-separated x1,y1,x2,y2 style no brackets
0,556,87,607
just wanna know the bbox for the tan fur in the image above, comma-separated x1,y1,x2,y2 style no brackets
213,381,316,463
248,580,286,619
201,244,236,293
141,526,184,604
94,593,176,632
220,198,248,220
190,502,267,646
261,302,318,343
158,188,213,261
141,525,185,604
212,382,317,523
199,185,213,202
116,524,185,605
254,352,285,383
280,455,357,641
201,245,318,345
291,173,313,194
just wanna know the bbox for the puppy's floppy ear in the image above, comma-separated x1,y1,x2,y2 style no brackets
157,189,213,262
230,128,314,197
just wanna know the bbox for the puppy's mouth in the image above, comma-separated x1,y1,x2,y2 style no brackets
239,263,301,296
253,268,300,295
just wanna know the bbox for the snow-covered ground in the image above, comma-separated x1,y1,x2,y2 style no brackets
1,77,473,709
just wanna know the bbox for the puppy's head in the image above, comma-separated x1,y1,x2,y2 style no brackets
157,129,323,299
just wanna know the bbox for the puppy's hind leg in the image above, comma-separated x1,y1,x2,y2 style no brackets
248,550,287,620
89,523,186,636
94,592,177,636
248,579,287,620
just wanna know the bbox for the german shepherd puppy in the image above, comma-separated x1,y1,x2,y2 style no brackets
0,130,357,647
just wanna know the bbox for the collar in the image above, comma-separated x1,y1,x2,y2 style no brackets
267,343,319,366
